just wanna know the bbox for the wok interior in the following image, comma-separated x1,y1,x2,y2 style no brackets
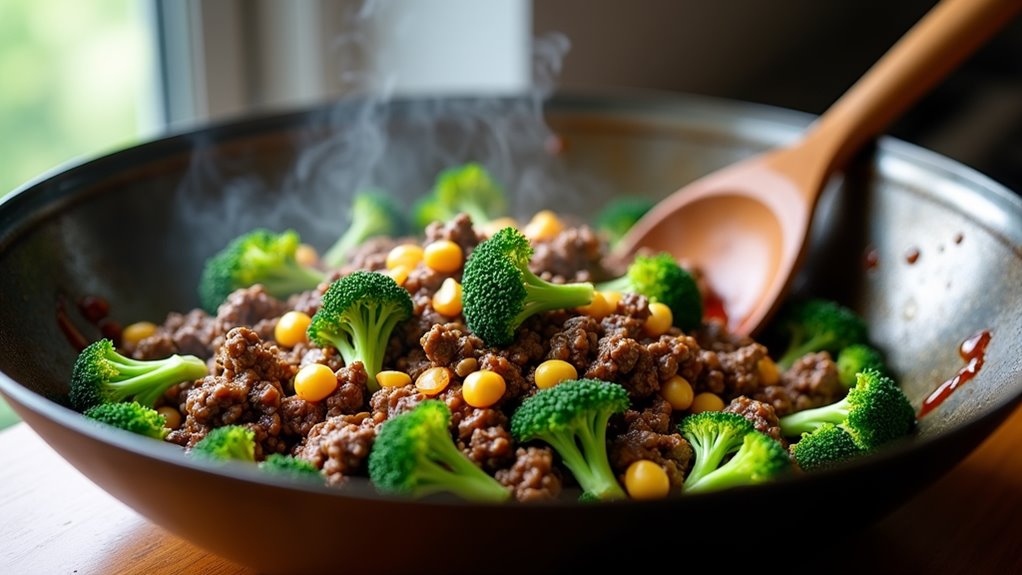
1,93,1021,449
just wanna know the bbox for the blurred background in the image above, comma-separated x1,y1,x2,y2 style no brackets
0,0,1018,427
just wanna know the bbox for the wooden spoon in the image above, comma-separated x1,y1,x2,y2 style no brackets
616,0,1021,337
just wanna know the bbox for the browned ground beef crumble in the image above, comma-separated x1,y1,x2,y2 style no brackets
139,213,842,502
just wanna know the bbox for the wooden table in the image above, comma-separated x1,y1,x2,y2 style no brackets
3,407,1022,575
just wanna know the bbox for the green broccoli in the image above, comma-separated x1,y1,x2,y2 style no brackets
322,191,407,268
462,227,594,346
594,197,655,247
84,401,168,439
772,298,868,369
191,425,256,461
684,430,790,494
597,253,703,331
678,411,755,489
259,454,322,481
413,163,507,229
510,378,630,501
69,339,208,411
779,369,915,450
790,423,864,472
199,229,325,313
836,344,886,388
306,271,413,392
368,400,510,502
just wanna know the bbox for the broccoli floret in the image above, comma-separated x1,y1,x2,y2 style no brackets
779,369,915,450
322,191,407,268
594,197,655,247
368,400,510,502
462,227,594,346
259,454,322,482
306,271,413,392
191,425,256,461
772,298,868,369
790,423,864,472
199,229,325,313
84,401,168,439
413,163,507,229
678,411,755,489
836,344,886,388
69,339,209,411
597,253,703,331
684,430,790,494
510,378,629,500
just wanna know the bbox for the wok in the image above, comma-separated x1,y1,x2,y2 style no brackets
1,92,1020,573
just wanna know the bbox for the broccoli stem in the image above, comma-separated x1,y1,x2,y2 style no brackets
778,397,851,436
543,412,625,500
516,271,594,325
108,355,208,406
322,218,376,269
684,430,744,488
419,436,511,502
333,301,408,393
258,265,325,300
594,275,631,294
778,334,837,369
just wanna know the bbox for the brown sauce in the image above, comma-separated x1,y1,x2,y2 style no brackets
864,246,879,271
905,246,920,265
918,330,992,418
954,232,964,244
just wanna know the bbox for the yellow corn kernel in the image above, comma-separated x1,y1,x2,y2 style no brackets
432,278,463,317
603,291,623,311
522,210,563,241
644,302,673,337
295,243,319,267
660,375,694,411
387,264,413,287
479,217,519,237
757,357,780,386
275,311,312,348
624,460,671,501
121,321,157,348
454,357,479,378
157,406,182,430
377,370,412,388
386,244,424,270
423,240,464,273
462,370,507,408
576,291,614,320
690,392,725,414
415,366,452,396
534,359,577,390
294,363,338,402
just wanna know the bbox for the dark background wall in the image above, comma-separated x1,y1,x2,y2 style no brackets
534,0,1022,194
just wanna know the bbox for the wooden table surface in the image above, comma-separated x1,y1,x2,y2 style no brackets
3,407,1022,575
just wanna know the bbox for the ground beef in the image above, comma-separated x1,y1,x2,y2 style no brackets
478,353,531,401
170,327,293,457
132,309,218,360
615,395,674,435
755,352,844,416
295,413,376,485
424,213,482,258
214,285,289,335
615,293,651,321
718,343,769,398
530,225,605,283
646,334,700,382
600,314,646,340
694,318,754,352
369,384,426,421
286,288,324,317
343,236,403,272
723,396,784,444
325,362,368,417
546,315,601,372
496,447,562,502
281,395,326,438
499,320,548,367
421,323,483,367
609,427,693,489
586,333,659,400
403,264,447,298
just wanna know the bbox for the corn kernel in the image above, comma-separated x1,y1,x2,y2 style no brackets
295,243,319,267
462,370,507,408
377,370,412,388
157,406,182,430
644,302,673,337
454,357,479,378
386,244,424,270
275,311,312,348
624,460,671,500
757,357,780,386
294,363,338,402
603,291,623,311
690,392,725,414
479,217,518,237
387,264,413,287
522,210,563,241
534,359,577,390
121,321,157,348
432,278,463,317
660,375,694,411
415,366,452,396
423,240,463,273
576,292,614,320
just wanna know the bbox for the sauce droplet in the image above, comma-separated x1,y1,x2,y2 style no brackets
864,246,879,271
78,295,110,324
918,330,992,418
702,290,729,326
954,232,964,245
905,247,920,265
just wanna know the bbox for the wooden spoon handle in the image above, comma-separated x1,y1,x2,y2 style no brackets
805,0,1021,172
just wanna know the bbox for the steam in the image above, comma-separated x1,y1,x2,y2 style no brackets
170,2,588,267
